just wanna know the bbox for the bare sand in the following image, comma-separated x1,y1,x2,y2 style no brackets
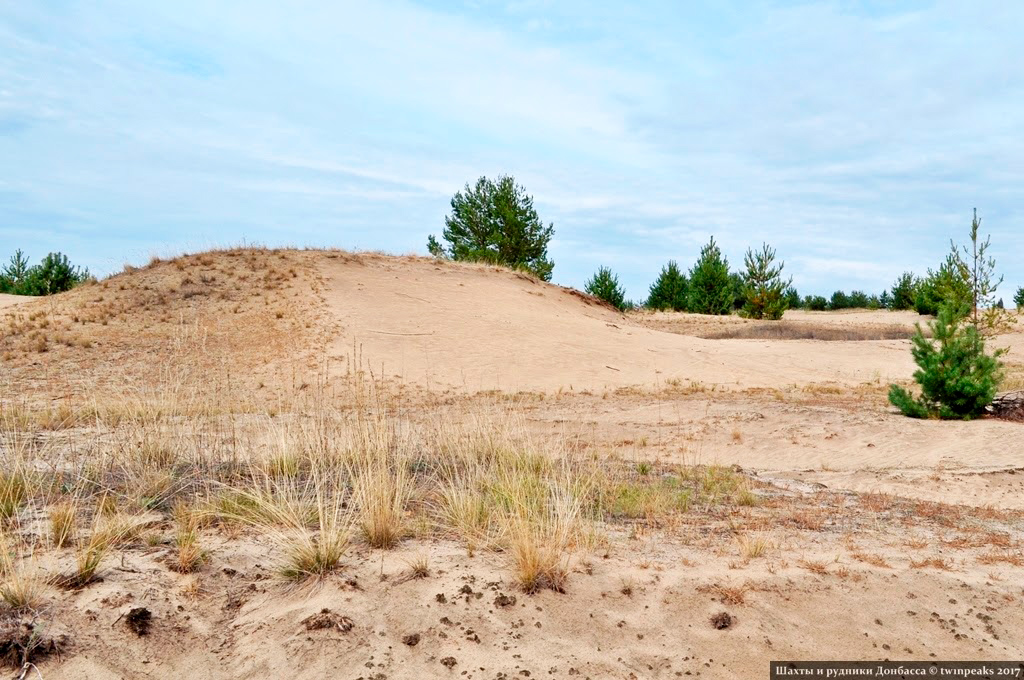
0,293,31,310
319,255,919,392
2,249,1022,679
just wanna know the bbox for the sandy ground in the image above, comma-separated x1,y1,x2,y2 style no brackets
0,293,32,310
3,250,1023,678
319,255,921,392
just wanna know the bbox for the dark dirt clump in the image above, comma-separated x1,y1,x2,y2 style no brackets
402,633,420,646
710,611,733,630
0,617,67,668
126,607,152,636
441,656,457,668
302,608,354,633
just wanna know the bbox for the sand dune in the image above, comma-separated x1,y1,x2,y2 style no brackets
0,293,31,310
320,254,918,392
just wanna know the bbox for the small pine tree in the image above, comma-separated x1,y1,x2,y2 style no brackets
741,243,790,320
0,250,31,294
428,175,554,281
687,237,733,315
879,290,893,309
848,290,870,308
646,261,688,311
1014,286,1024,309
949,208,1015,336
829,290,850,310
804,295,828,311
889,272,917,310
888,305,1004,420
584,266,627,312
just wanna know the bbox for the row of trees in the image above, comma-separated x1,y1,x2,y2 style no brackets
604,239,793,319
0,250,90,296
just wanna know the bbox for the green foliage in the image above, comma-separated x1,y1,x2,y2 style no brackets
848,290,870,308
584,266,627,311
727,272,745,311
879,291,892,309
829,290,850,310
740,243,790,320
803,295,827,311
687,237,733,315
889,272,917,310
0,250,89,296
646,261,688,311
783,286,801,310
866,294,881,310
888,305,1004,420
914,254,971,317
1014,287,1024,309
428,175,554,281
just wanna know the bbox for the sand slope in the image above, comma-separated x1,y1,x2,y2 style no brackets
0,293,32,310
320,255,917,392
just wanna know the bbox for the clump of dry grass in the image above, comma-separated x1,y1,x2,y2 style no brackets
352,456,410,550
61,512,152,588
48,502,77,548
220,465,350,581
0,533,47,611
170,501,206,573
405,553,431,579
736,532,772,560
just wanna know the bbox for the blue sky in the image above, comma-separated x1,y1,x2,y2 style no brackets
1,1,1022,301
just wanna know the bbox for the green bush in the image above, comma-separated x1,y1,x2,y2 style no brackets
889,272,917,310
1015,287,1024,309
804,295,827,311
913,255,971,317
687,237,733,315
848,290,870,308
888,305,1004,420
646,261,688,311
0,250,89,296
584,266,627,311
427,175,554,281
829,290,850,310
784,286,801,310
740,243,790,320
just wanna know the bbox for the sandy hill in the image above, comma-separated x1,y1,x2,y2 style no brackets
318,253,916,392
8,247,1024,401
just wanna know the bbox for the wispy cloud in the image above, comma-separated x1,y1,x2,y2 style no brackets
0,0,1021,300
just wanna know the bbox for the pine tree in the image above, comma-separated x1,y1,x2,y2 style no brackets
427,175,554,281
948,208,1015,336
740,243,790,320
0,250,31,294
889,305,1004,420
646,261,688,311
584,266,627,311
687,237,733,315
1014,287,1024,309
889,272,917,310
